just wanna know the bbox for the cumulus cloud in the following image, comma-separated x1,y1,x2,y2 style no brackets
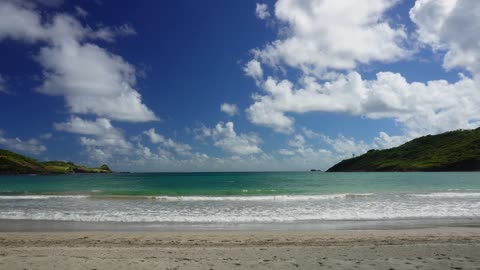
247,71,480,137
0,130,47,155
274,133,337,168
143,128,192,155
54,117,132,160
372,132,408,149
246,0,436,136
321,132,408,158
197,122,263,156
321,135,372,158
243,0,480,154
55,116,117,136
220,103,239,116
83,126,406,172
252,0,408,74
36,41,156,122
410,0,480,76
288,134,306,148
243,59,263,83
255,3,270,20
301,127,319,139
274,130,408,170
0,2,47,42
0,1,157,122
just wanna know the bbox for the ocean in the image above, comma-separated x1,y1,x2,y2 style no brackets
0,172,479,230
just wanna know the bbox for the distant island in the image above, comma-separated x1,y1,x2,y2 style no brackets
0,149,112,175
327,128,480,172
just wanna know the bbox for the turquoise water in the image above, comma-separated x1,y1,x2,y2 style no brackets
1,172,479,196
0,172,479,224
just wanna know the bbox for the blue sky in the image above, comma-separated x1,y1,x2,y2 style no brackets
0,0,479,171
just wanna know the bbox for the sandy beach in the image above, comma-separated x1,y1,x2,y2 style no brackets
0,227,479,269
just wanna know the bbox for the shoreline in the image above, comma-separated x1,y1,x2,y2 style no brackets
0,227,479,269
1,218,480,232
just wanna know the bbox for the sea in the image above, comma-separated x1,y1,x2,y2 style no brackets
0,172,479,230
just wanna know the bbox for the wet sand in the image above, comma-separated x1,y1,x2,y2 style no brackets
0,228,480,269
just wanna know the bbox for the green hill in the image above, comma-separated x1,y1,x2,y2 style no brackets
0,149,113,175
327,128,480,172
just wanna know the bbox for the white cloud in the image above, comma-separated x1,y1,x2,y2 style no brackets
321,134,371,157
373,132,408,149
37,41,156,122
247,71,480,137
410,0,480,76
243,0,480,166
288,134,306,148
243,59,263,82
252,0,408,74
301,127,319,138
0,2,47,42
55,116,117,136
90,24,137,42
321,131,408,159
143,128,192,155
0,2,156,122
111,151,278,172
83,127,407,172
0,130,47,155
54,117,132,159
39,133,52,139
220,103,239,116
198,122,263,156
275,133,356,169
255,3,270,20
277,148,295,156
273,131,407,171
274,133,337,169
75,6,88,17
124,129,404,172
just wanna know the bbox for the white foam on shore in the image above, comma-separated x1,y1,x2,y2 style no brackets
153,193,374,201
408,192,480,198
0,204,479,223
1,192,479,201
0,193,479,223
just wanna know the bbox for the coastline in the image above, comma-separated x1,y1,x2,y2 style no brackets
1,217,480,232
1,227,479,269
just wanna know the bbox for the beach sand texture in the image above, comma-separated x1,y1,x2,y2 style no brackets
0,228,479,269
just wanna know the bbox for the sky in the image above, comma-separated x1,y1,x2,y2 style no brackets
0,0,479,172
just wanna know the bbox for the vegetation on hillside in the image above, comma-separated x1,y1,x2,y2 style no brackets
0,149,113,175
327,128,480,172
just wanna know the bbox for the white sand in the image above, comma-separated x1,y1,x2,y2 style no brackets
0,228,479,269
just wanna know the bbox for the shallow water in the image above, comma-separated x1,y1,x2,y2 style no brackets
0,172,479,225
